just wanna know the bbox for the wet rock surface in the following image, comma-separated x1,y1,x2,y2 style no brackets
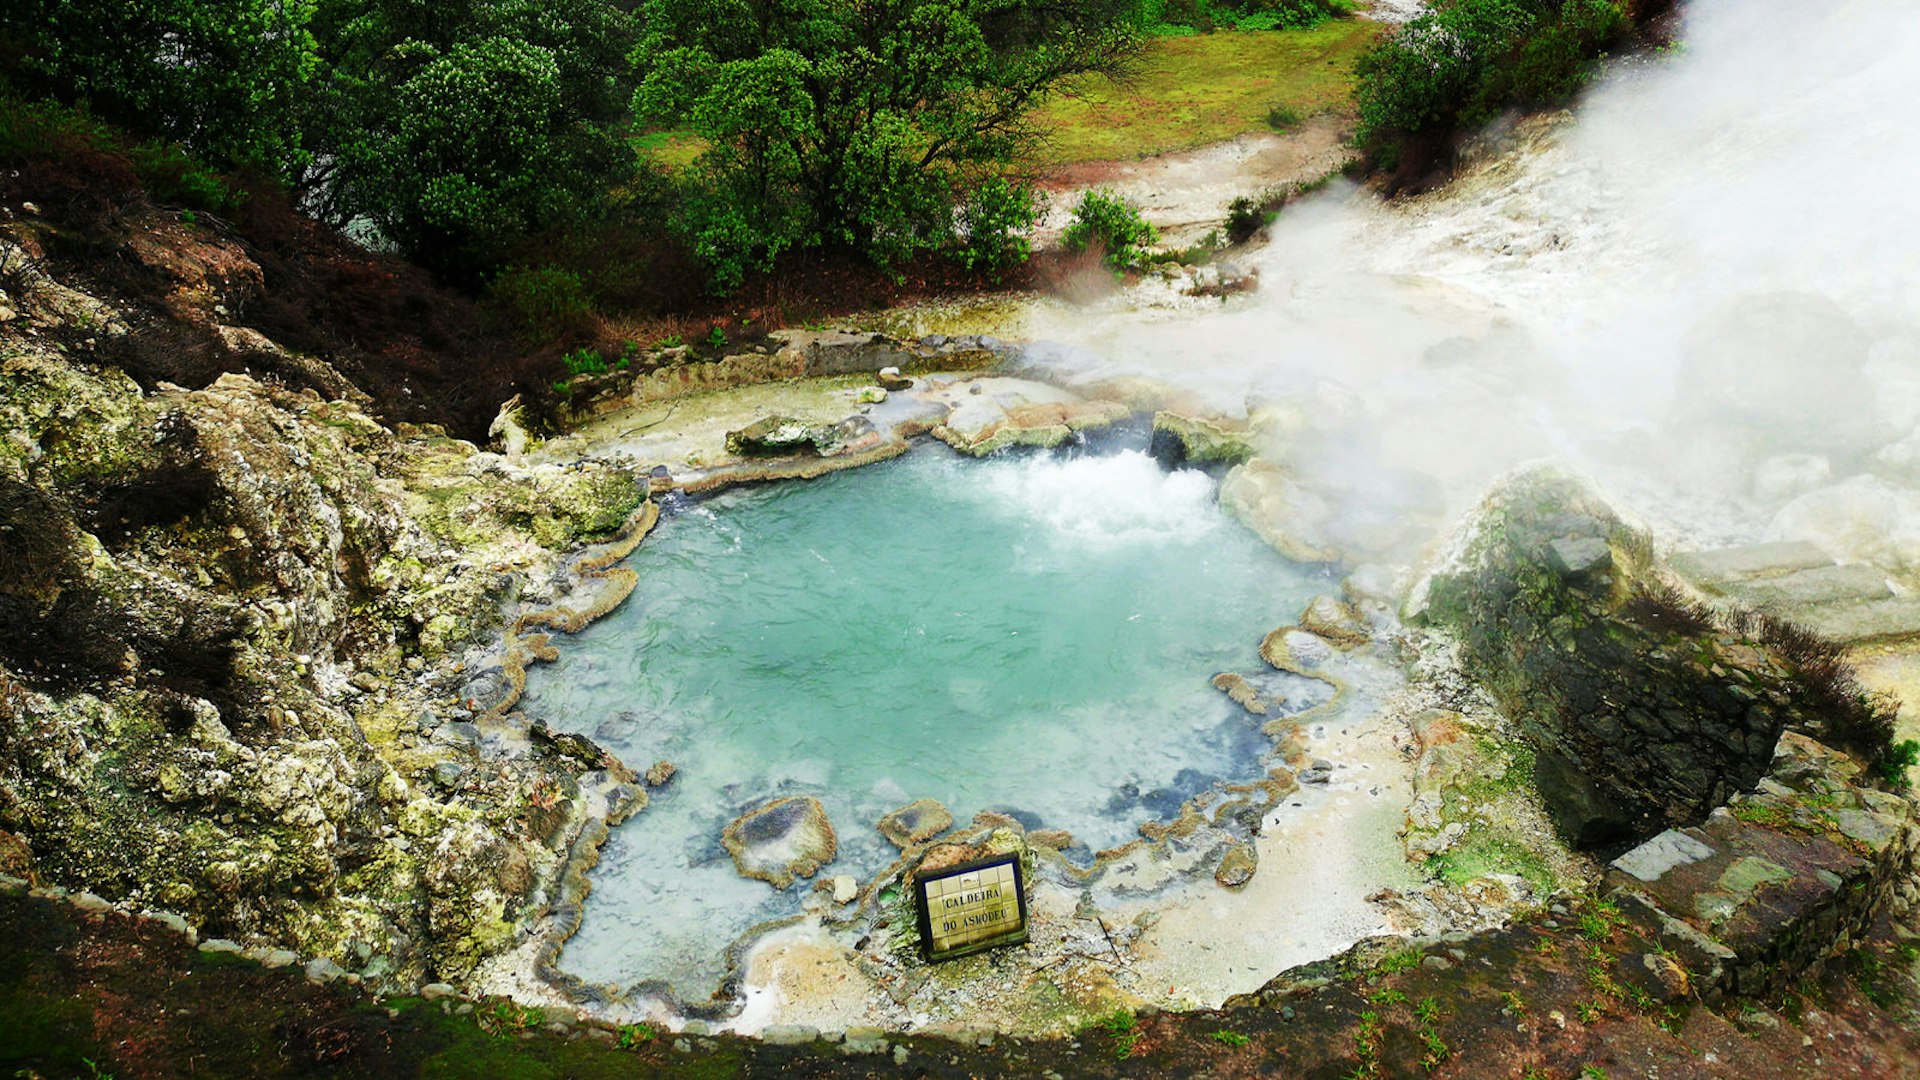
876,799,955,850
723,796,839,889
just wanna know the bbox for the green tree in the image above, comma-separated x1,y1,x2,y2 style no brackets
300,0,639,279
1354,0,1629,169
632,0,1142,291
1,0,320,176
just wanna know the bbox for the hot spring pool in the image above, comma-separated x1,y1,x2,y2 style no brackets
521,446,1330,999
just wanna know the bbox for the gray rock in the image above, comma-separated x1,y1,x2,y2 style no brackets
1717,563,1891,610
726,416,819,457
1670,541,1832,584
1215,841,1258,888
420,982,457,1001
761,1024,819,1046
306,958,349,984
1613,829,1718,883
1298,760,1334,785
876,799,954,850
432,760,471,788
722,796,838,889
261,948,299,969
199,938,244,954
1547,537,1612,577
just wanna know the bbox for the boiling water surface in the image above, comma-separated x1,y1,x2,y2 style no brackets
523,447,1327,998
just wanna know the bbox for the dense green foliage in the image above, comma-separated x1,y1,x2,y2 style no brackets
632,0,1141,291
1062,190,1158,270
1354,0,1630,171
2,0,1146,293
3,0,320,177
299,0,641,279
1,0,642,280
1144,0,1353,34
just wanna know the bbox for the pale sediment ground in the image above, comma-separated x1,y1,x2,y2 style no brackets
1121,709,1420,1007
1036,115,1358,249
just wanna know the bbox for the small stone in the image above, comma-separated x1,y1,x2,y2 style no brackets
892,1044,911,1065
1420,955,1453,971
261,949,299,969
843,1026,888,1054
1281,1006,1296,1021
645,760,677,787
432,760,471,789
832,875,858,904
1214,841,1258,888
199,938,244,954
1546,536,1613,577
421,982,457,1001
71,891,114,915
877,366,912,391
855,386,889,404
306,958,348,984
1299,760,1334,785
761,1024,819,1046
681,1021,711,1037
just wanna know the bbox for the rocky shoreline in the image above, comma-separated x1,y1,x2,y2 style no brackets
6,200,1920,1075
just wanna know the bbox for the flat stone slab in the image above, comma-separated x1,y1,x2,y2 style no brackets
1793,596,1920,645
1670,541,1832,583
1612,829,1719,883
1714,563,1892,610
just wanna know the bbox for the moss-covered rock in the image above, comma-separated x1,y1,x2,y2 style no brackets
1415,463,1837,848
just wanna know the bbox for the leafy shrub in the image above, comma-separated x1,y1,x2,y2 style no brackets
1062,190,1159,270
1226,195,1269,244
486,265,595,339
1144,0,1352,33
955,177,1041,275
1355,0,1633,177
1266,103,1305,131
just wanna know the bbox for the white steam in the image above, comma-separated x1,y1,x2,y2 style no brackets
1025,0,1920,560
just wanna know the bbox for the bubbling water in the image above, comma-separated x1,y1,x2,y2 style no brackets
521,447,1328,1000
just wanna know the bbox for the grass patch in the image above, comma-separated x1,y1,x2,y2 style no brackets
630,129,707,172
1032,19,1381,164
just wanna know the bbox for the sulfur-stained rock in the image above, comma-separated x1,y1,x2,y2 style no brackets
1299,596,1368,647
877,799,954,850
1214,840,1258,888
723,796,838,889
1211,672,1268,715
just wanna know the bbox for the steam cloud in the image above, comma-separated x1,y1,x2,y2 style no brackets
1027,0,1920,565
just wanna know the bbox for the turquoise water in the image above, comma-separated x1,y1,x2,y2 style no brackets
522,447,1328,1000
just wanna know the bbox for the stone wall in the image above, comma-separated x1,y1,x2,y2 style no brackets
1415,463,1843,848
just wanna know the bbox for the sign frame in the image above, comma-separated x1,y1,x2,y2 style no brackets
913,853,1029,962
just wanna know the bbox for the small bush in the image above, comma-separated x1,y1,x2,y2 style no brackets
1266,103,1305,131
486,265,595,340
1062,190,1158,271
1226,195,1271,244
955,176,1041,275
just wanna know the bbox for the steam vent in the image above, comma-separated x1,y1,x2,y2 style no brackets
6,0,1920,1076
